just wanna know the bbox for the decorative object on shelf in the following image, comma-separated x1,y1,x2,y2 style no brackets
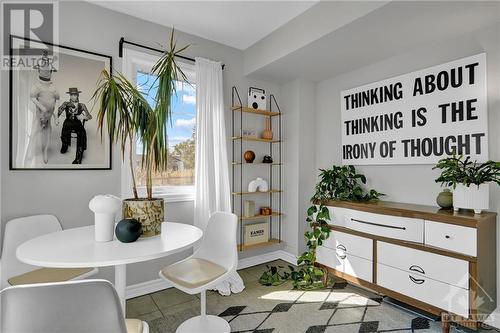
248,87,266,110
123,199,164,237
244,200,256,218
244,222,269,245
92,29,189,236
260,207,272,216
262,155,273,164
115,218,142,243
261,118,273,140
88,194,121,242
312,165,384,202
436,189,453,209
241,129,257,138
243,150,256,163
9,36,112,170
433,155,500,214
248,177,269,192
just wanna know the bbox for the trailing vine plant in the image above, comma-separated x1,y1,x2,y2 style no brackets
259,165,383,290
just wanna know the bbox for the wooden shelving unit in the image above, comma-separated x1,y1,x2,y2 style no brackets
231,86,282,252
237,239,280,251
240,212,282,221
231,106,281,117
231,136,280,143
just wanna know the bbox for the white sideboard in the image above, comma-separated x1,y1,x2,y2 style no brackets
316,200,496,332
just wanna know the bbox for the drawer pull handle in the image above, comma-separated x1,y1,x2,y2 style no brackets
409,275,425,285
409,265,425,275
445,235,451,239
336,244,347,259
351,218,406,230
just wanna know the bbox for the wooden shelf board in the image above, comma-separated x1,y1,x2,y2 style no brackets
232,136,280,143
232,162,282,165
238,238,280,251
240,212,282,221
232,190,282,195
231,106,280,117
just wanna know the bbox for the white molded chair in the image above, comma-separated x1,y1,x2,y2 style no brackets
0,215,98,289
159,212,238,333
0,279,148,333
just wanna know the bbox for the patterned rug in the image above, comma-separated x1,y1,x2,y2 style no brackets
126,260,465,333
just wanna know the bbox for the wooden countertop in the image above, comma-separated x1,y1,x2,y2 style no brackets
320,200,497,228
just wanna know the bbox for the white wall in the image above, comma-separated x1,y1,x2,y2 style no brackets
315,22,500,324
280,79,316,255
0,1,282,285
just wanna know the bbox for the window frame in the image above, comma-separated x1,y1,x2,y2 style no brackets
121,48,196,202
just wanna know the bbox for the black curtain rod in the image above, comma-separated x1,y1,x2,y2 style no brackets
119,37,225,70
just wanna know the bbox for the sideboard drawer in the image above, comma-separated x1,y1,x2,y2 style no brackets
322,230,372,261
347,210,424,243
378,242,469,289
425,220,477,257
377,263,469,317
317,245,372,282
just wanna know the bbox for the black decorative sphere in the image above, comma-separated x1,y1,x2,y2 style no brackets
115,218,142,243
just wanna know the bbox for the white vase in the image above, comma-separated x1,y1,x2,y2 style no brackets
453,183,489,214
89,194,122,242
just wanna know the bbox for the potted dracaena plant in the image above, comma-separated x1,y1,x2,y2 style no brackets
433,155,500,214
92,30,189,236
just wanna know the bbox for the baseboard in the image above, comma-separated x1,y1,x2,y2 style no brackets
125,250,297,299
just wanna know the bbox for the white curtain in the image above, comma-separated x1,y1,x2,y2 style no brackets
194,57,244,296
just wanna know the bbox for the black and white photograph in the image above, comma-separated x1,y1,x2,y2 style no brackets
9,36,112,169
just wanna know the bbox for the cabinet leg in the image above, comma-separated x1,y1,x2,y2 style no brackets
441,313,451,333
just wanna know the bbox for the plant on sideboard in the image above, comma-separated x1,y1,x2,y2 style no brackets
259,165,383,290
92,30,189,236
433,155,500,214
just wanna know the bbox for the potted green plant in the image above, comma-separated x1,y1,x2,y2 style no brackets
259,165,382,290
433,155,500,214
92,30,189,236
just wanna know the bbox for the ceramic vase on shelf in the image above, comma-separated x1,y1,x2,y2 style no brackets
244,150,256,163
436,189,453,209
262,118,273,140
89,194,121,242
453,183,489,214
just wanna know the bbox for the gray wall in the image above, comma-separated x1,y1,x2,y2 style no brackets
0,1,281,285
315,22,500,322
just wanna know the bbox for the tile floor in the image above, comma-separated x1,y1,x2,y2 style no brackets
126,260,487,333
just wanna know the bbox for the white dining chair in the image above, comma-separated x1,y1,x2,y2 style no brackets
159,212,238,333
0,214,98,289
0,279,148,333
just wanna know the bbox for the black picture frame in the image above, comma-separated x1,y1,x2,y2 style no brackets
9,35,113,170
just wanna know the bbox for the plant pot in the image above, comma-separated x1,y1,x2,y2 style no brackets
122,198,164,237
453,183,489,214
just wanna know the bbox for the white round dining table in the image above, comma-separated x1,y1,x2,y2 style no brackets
16,222,203,312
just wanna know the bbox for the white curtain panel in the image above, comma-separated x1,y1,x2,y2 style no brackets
194,57,244,296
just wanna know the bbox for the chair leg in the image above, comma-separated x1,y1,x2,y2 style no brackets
200,290,206,318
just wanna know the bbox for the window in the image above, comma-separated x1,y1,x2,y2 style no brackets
122,49,196,202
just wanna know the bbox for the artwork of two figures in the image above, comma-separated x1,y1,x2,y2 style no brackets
10,36,112,170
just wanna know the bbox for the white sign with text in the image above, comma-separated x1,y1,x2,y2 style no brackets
341,53,488,165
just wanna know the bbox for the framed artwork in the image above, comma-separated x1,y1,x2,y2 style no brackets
9,35,112,170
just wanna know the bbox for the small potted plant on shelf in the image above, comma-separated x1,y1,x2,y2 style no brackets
92,30,189,236
433,155,500,214
259,165,383,290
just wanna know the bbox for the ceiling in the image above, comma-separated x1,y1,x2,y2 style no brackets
92,0,317,50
